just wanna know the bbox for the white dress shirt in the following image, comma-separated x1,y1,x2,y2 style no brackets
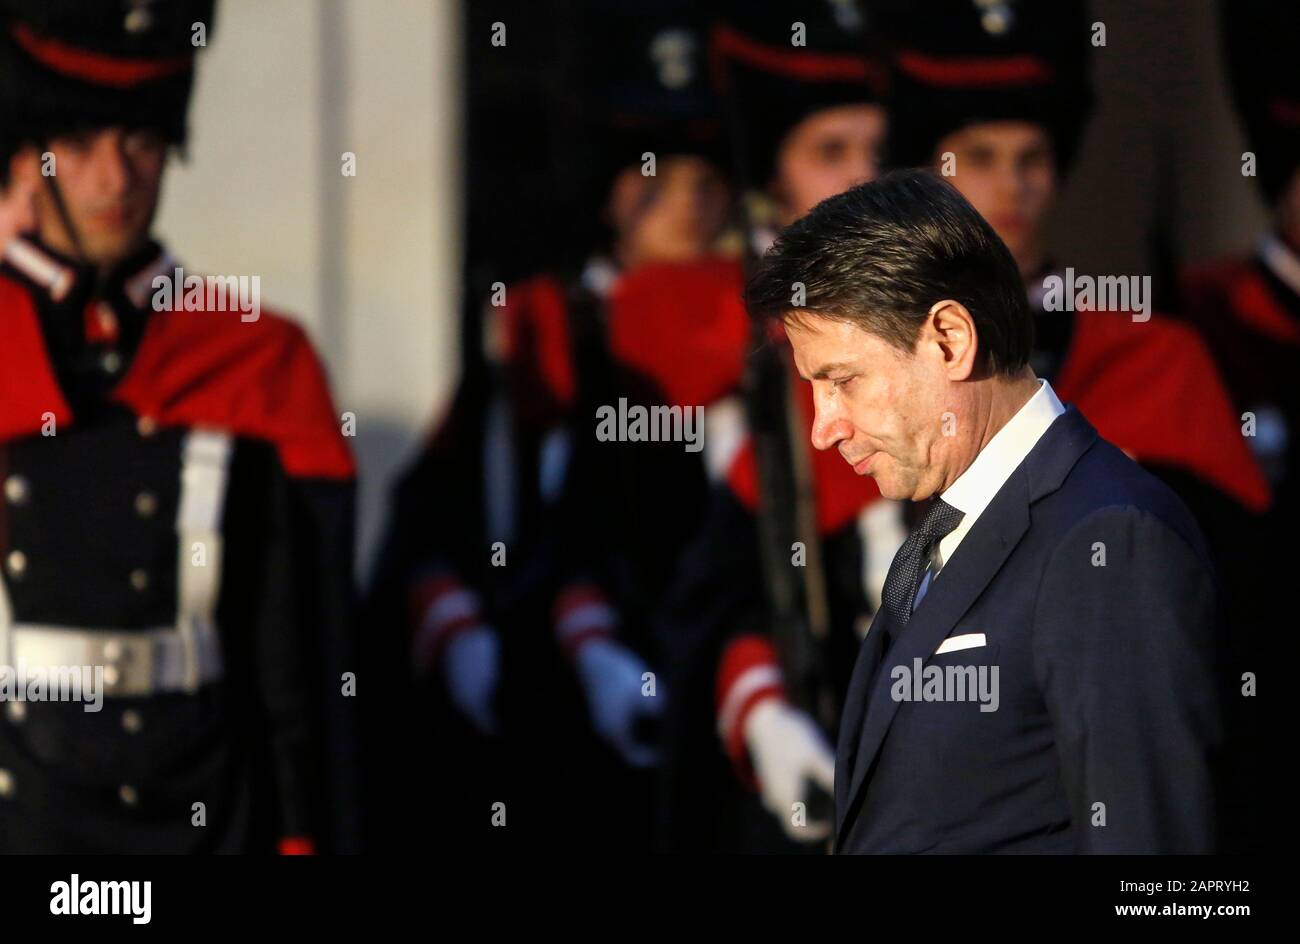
914,379,1066,605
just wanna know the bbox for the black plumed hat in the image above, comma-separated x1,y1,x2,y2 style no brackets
880,0,1093,177
709,0,887,190
0,0,216,168
583,0,729,196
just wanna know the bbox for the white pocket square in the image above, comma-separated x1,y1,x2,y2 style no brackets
934,633,986,655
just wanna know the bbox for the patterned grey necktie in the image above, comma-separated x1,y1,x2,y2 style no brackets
881,497,965,631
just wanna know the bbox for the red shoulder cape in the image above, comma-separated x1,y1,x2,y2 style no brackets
0,275,355,480
606,257,750,408
1055,309,1270,512
493,257,750,427
1180,256,1300,347
726,362,883,536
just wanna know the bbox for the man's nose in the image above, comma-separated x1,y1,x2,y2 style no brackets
996,162,1027,201
842,156,875,191
809,396,851,452
93,133,132,194
848,145,879,187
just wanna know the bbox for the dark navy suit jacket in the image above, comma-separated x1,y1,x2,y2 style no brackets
834,406,1224,854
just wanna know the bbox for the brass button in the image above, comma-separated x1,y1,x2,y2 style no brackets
124,8,153,33
102,639,125,663
3,475,29,505
119,784,139,807
4,701,25,723
129,569,150,592
0,768,13,798
103,665,121,689
134,491,158,517
136,415,158,438
5,549,27,578
121,709,143,734
101,351,123,374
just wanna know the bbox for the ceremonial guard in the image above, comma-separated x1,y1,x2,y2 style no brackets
883,2,1268,513
653,1,894,852
366,1,738,849
0,0,361,853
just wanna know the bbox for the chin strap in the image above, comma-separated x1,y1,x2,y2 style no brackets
40,164,90,267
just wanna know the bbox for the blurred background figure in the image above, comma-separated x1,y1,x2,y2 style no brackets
365,0,743,852
652,0,893,852
0,0,360,853
1173,0,1299,855
711,0,888,233
884,9,1269,544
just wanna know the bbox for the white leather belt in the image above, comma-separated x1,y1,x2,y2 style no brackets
7,620,224,697
0,429,232,698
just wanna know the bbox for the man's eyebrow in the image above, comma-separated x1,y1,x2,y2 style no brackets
806,361,857,380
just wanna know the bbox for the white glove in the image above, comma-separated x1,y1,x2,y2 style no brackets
744,698,836,842
575,638,663,768
443,627,501,737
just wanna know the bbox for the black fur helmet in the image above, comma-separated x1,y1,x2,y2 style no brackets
879,0,1093,177
0,0,217,176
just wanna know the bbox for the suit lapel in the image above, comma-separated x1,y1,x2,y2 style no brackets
834,607,889,826
834,468,1031,850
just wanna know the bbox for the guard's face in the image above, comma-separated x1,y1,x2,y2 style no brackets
787,314,953,502
608,155,731,267
937,121,1056,275
22,126,167,268
774,103,887,225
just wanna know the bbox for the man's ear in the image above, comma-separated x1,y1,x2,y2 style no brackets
924,299,979,381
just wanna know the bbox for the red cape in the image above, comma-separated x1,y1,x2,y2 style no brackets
496,273,575,426
0,275,355,480
496,257,750,423
1181,256,1300,347
726,374,883,535
1055,309,1270,513
606,258,750,408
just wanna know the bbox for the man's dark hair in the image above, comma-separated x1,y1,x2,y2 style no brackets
746,168,1034,376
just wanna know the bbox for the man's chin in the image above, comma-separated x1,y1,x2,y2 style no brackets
871,474,906,501
79,232,149,269
870,469,925,502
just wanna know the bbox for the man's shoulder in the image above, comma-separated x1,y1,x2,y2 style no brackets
1035,428,1212,570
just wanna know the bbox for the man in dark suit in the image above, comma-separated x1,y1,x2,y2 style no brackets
746,169,1225,853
